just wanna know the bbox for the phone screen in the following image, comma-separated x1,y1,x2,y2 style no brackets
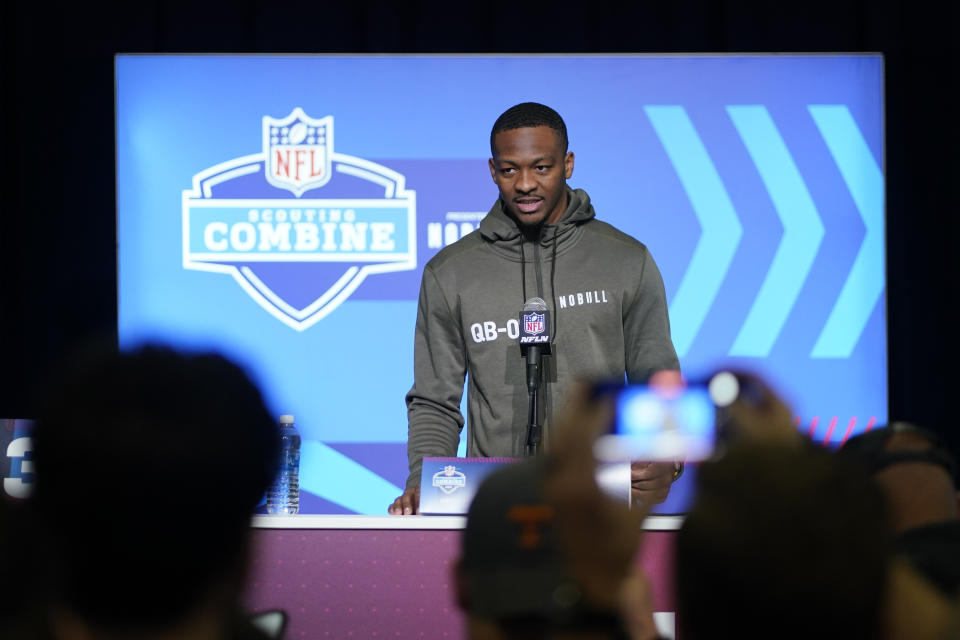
594,384,716,462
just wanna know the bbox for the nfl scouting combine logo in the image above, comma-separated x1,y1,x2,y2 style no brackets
432,465,466,494
182,108,417,330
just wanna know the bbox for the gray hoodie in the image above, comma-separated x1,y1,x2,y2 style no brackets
404,188,679,488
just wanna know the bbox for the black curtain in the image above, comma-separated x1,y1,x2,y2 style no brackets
1,0,955,448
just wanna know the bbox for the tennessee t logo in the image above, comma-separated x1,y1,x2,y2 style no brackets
507,504,555,549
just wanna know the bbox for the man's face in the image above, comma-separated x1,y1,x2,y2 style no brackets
489,126,574,227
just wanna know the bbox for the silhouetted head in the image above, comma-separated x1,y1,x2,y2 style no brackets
677,444,890,640
31,345,280,633
838,423,958,532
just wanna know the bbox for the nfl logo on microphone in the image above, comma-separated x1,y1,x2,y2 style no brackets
524,312,545,335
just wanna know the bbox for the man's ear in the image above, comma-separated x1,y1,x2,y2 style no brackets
489,157,497,183
452,556,470,610
563,151,574,180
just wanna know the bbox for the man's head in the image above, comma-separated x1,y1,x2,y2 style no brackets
676,445,890,640
489,103,574,227
839,422,959,533
31,345,280,634
456,459,583,638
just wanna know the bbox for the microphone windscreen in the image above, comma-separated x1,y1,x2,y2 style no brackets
523,297,547,312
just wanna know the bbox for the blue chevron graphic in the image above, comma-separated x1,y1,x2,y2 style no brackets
300,439,403,514
809,106,885,358
645,106,743,357
727,106,825,357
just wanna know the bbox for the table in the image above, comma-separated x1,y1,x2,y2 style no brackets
245,516,680,639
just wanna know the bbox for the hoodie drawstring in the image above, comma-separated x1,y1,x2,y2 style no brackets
519,236,528,305
550,227,558,338
519,226,559,323
533,226,544,300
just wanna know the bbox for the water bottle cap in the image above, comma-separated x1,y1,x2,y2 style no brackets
279,414,295,424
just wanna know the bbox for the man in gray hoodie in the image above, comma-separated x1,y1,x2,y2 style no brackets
389,103,681,515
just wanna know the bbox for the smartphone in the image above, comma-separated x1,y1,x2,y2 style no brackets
593,382,717,462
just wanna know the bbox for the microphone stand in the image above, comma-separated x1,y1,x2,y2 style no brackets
518,296,550,457
525,345,542,456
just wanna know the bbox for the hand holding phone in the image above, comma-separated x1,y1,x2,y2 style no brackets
593,382,716,463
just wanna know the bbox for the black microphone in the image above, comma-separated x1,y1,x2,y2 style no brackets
518,297,552,392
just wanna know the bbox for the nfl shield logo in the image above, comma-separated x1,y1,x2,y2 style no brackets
524,312,545,335
184,108,417,332
432,465,466,494
263,107,333,196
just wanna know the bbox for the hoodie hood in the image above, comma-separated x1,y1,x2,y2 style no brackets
478,187,595,254
477,187,595,323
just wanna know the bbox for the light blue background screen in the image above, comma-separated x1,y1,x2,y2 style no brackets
116,55,885,514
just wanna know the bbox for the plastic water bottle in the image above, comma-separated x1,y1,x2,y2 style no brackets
267,415,301,514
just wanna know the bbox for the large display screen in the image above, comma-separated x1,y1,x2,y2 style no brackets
116,55,885,514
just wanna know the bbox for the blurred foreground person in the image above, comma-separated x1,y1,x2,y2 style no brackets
456,382,664,640
31,346,281,640
840,422,960,596
0,495,43,638
679,373,960,640
676,444,891,639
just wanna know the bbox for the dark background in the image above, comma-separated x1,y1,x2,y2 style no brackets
1,1,955,449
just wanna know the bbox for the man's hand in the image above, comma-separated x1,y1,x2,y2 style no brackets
544,382,647,612
629,461,675,506
619,565,662,640
721,371,800,446
388,486,420,515
882,558,958,640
